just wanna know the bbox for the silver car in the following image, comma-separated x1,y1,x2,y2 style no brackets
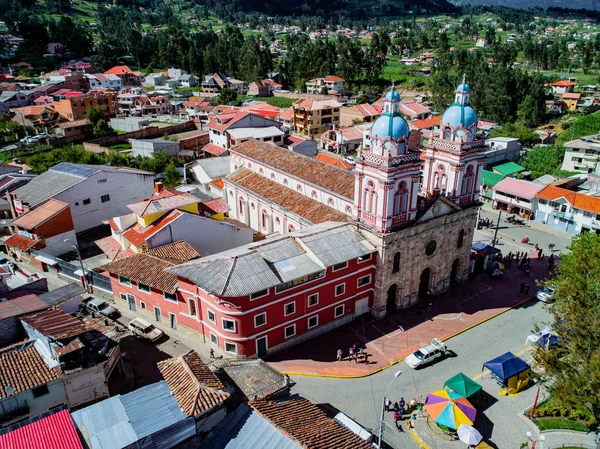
86,298,118,318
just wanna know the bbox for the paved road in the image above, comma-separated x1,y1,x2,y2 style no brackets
290,299,552,449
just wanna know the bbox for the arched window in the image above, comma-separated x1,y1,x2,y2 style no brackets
462,165,475,195
392,252,400,273
271,173,276,180
259,168,264,175
238,198,245,216
363,181,377,214
457,229,465,248
283,178,288,186
345,205,352,214
311,191,318,199
297,184,303,192
288,224,295,232
328,198,334,207
393,181,408,215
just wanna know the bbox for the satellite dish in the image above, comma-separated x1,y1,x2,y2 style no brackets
5,386,14,396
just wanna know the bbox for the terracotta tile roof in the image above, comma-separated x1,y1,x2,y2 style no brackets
184,97,211,107
0,340,61,399
211,178,225,189
128,190,201,217
314,153,353,169
122,209,183,248
21,308,87,339
12,199,70,231
202,143,229,156
207,110,250,132
400,101,431,118
157,351,229,418
562,92,581,99
11,105,55,116
104,65,134,75
355,103,382,117
410,115,442,130
230,139,355,199
97,241,199,293
249,396,372,449
199,198,230,215
107,218,119,232
228,169,350,224
550,80,576,87
324,75,344,82
4,233,41,251
536,184,600,214
94,235,135,261
57,119,89,129
293,98,342,112
278,108,293,121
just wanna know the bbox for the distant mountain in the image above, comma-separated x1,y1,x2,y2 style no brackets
452,0,600,11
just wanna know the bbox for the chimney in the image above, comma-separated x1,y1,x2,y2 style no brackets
154,182,164,194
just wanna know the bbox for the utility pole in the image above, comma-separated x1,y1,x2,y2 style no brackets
492,209,502,250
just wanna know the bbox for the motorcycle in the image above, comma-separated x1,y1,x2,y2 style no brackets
521,237,530,244
505,215,515,223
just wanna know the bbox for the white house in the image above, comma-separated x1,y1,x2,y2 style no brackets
492,177,543,219
178,74,199,88
85,74,122,90
484,137,522,166
144,73,168,86
562,135,600,172
207,110,284,151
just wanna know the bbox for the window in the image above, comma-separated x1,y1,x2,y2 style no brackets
284,302,296,316
358,253,372,263
82,198,91,205
210,333,218,345
335,305,345,318
188,298,197,317
222,318,236,332
97,178,107,184
164,291,177,302
140,301,146,310
119,276,131,286
250,289,268,300
358,275,371,287
392,252,400,273
276,271,325,293
207,309,216,324
137,283,150,293
328,198,334,206
284,324,296,339
308,315,318,329
457,229,465,249
308,293,319,307
332,261,348,271
32,385,49,398
335,283,346,296
225,342,237,354
120,293,127,301
101,194,111,203
254,312,267,327
297,184,303,192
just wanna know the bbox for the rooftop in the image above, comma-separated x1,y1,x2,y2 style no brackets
493,177,543,200
212,358,288,400
492,161,525,176
20,308,87,339
121,209,184,248
191,156,231,183
11,199,70,231
293,98,342,112
128,189,201,217
313,153,353,169
228,126,284,140
481,170,505,188
0,293,50,320
202,143,229,157
536,183,600,214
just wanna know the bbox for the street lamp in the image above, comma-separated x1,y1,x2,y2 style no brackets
377,369,402,449
526,431,546,449
64,239,88,291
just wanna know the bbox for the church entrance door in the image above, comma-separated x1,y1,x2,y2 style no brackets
418,268,431,301
450,259,460,285
386,284,397,312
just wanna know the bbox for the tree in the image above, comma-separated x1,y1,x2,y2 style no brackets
164,161,180,188
533,232,600,421
86,105,107,127
216,88,240,106
92,119,116,139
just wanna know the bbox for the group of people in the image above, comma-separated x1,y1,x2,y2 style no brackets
385,397,419,431
337,344,369,364
478,218,493,229
502,251,531,275
519,282,531,296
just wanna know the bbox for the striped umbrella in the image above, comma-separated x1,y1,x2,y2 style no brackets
423,390,477,430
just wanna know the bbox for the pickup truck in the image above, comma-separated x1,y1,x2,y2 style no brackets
405,338,447,369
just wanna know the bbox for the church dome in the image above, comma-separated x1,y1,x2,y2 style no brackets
456,82,470,93
385,87,401,101
371,114,410,141
441,103,478,129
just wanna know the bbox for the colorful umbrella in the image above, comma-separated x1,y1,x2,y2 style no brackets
457,424,483,445
424,390,477,430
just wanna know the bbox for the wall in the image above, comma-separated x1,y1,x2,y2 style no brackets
43,231,77,256
0,316,23,347
63,364,109,408
0,380,67,424
131,140,180,158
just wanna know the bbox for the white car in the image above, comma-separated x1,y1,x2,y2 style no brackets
128,317,163,342
536,286,555,303
85,298,118,318
343,156,356,166
405,338,447,369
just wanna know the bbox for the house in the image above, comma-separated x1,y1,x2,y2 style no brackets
0,172,35,197
305,75,344,95
247,80,270,97
53,89,119,122
0,408,83,449
183,96,212,118
190,157,232,196
167,67,187,79
130,139,180,158
492,177,543,219
0,91,29,113
491,161,525,178
409,115,442,133
550,80,576,94
484,137,522,166
399,101,432,120
10,105,59,130
481,170,506,201
291,98,342,136
562,92,581,111
10,162,155,233
4,199,76,262
103,65,143,86
109,117,149,132
283,135,317,156
144,72,168,86
207,110,284,152
84,73,122,90
54,119,92,142
168,223,376,357
562,135,600,172
131,94,171,116
339,103,382,127
178,74,199,88
320,124,366,154
202,73,245,94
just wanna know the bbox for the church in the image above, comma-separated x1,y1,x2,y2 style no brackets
222,78,486,319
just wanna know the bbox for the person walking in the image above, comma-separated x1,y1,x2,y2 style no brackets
336,349,342,362
524,284,530,296
520,283,525,295
393,411,402,431
348,346,354,362
364,352,369,364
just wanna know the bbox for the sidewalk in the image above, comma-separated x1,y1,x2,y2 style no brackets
267,257,551,378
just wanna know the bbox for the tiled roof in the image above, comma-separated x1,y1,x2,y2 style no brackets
278,108,293,121
562,92,581,99
128,190,201,217
293,98,342,112
4,233,41,251
314,154,353,169
11,105,55,116
11,199,70,231
400,101,432,117
323,75,344,82
211,178,225,189
157,351,229,417
230,139,355,199
249,396,372,449
207,110,250,132
202,143,229,156
122,209,183,248
228,169,350,224
550,80,576,86
104,65,134,75
145,240,200,262
57,119,89,129
21,308,87,339
94,235,135,261
199,198,230,215
355,103,382,117
536,184,600,214
0,340,61,398
410,115,442,130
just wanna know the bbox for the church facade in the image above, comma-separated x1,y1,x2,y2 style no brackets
223,78,486,319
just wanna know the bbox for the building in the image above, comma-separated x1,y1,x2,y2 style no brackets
130,139,180,158
10,105,60,130
305,75,344,95
183,96,213,118
562,92,581,110
247,80,270,97
10,162,155,233
178,74,199,88
320,124,366,154
484,137,522,166
550,80,576,94
132,94,171,116
190,157,232,196
491,161,525,178
207,110,284,153
103,65,143,86
491,177,543,219
54,120,92,142
339,103,382,127
0,91,29,113
283,135,317,156
201,73,245,94
399,101,432,120
144,73,168,86
84,73,122,90
562,135,600,172
53,90,119,122
291,98,342,136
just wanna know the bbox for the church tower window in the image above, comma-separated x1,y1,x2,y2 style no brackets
392,252,400,273
457,229,465,248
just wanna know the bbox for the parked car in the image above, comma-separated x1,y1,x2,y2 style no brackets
128,317,164,342
343,156,356,166
85,298,118,318
19,135,42,144
536,286,555,303
405,338,447,369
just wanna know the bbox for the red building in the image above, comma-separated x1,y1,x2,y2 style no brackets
169,223,377,357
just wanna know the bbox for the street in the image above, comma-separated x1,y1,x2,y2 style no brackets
290,298,553,449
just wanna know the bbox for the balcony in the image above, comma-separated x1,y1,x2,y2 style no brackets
391,214,408,226
360,211,376,224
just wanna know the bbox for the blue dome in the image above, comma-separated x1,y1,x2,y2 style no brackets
384,87,401,101
456,82,470,92
441,104,478,128
371,114,410,141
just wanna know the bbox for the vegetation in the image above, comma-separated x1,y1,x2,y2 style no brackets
532,418,590,432
86,106,116,139
529,397,595,432
532,232,600,424
557,112,600,145
164,160,180,188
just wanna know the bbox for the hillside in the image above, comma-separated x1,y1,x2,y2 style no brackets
452,0,600,11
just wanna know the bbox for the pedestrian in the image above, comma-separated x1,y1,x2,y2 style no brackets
520,283,525,294
336,349,342,362
393,402,399,411
354,352,358,364
399,397,406,408
538,249,543,260
524,284,530,295
393,411,402,431
209,349,215,359
525,267,530,276
385,398,391,412
348,346,354,362
364,352,369,364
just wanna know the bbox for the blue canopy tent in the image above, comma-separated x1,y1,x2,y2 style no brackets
482,352,530,394
471,241,501,254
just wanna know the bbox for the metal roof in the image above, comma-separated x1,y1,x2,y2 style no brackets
198,403,302,449
38,283,86,307
191,156,231,183
227,126,284,139
13,170,83,207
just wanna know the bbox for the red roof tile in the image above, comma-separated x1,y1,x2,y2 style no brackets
122,210,183,248
278,109,294,121
145,240,200,262
94,235,135,261
207,110,250,132
211,178,225,189
202,143,229,157
323,75,344,82
4,233,41,251
410,115,442,130
550,80,576,87
104,65,134,76
562,92,581,99
314,153,353,169
536,184,600,214
199,198,230,215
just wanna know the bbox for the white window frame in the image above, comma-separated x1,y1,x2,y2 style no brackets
207,309,216,324
119,293,127,301
222,318,237,333
163,291,178,302
284,324,296,339
335,283,346,297
140,301,146,310
357,253,372,263
357,274,371,287
250,289,269,300
210,333,218,345
119,276,131,286
137,283,150,294
188,298,198,317
307,314,319,329
254,312,267,328
284,301,296,316
335,304,345,318
224,342,237,354
307,293,319,307
332,261,348,272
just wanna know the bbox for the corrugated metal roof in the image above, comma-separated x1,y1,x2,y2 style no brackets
192,156,231,182
13,170,83,207
198,404,302,449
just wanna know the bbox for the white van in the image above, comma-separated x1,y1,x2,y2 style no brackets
128,317,164,342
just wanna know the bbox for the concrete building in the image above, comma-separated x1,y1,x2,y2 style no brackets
549,80,576,94
53,90,118,122
109,117,150,132
84,74,122,90
130,139,180,158
484,137,522,166
305,75,344,95
339,103,382,127
291,98,342,136
562,134,600,172
491,177,543,219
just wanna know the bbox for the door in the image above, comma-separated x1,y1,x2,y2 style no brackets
419,268,431,301
170,313,177,329
256,336,268,358
355,297,370,316
386,284,397,312
127,294,136,312
154,307,161,322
